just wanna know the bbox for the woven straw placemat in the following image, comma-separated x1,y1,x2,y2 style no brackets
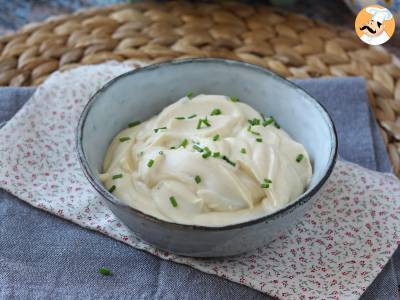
0,1,399,175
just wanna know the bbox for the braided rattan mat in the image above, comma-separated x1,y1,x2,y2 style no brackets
1,1,400,175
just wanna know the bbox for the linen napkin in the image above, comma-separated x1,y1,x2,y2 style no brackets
0,62,399,299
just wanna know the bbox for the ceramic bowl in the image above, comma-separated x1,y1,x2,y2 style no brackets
77,58,337,257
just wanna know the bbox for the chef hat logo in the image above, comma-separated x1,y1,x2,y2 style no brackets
367,7,393,24
354,5,395,46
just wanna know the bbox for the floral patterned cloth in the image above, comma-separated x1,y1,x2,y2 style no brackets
0,62,399,299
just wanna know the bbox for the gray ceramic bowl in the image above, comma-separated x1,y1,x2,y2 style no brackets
77,58,337,257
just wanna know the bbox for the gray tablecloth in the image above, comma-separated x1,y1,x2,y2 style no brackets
0,78,399,299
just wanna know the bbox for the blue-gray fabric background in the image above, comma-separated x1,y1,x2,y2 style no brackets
0,78,399,299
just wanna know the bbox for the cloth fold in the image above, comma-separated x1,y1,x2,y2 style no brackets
0,63,399,299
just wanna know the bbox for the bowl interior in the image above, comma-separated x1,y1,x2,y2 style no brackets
78,59,336,217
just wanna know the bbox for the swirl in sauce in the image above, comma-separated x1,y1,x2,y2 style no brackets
100,94,312,227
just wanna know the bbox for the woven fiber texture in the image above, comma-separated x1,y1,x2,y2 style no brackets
0,1,400,175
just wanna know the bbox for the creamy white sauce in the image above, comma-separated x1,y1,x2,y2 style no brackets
100,94,312,227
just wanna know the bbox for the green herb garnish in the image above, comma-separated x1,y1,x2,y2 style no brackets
241,148,246,154
212,152,220,158
193,145,203,152
169,196,178,207
159,151,164,155
196,117,211,129
256,138,263,143
188,114,197,119
99,267,112,276
186,92,193,99
202,147,212,159
250,130,260,136
247,124,260,135
195,175,201,184
112,174,123,180
296,154,304,163
154,127,167,133
128,120,141,128
248,118,261,126
263,116,280,128
175,117,185,120
261,178,272,189
262,117,274,127
180,138,188,148
213,134,220,141
147,159,154,168
211,108,222,116
230,96,239,102
222,155,236,167
119,137,130,142
196,119,202,130
108,185,116,193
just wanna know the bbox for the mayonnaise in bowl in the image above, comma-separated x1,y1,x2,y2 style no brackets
100,94,312,227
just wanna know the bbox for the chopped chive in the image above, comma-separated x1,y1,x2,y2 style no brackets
212,152,220,158
169,196,178,207
147,159,154,168
170,146,176,149
99,267,112,276
248,118,261,126
119,137,130,142
263,117,274,127
186,91,193,99
159,151,164,155
247,124,261,136
188,114,197,119
261,178,272,189
296,154,304,163
262,116,280,128
211,108,222,116
202,152,211,159
108,185,116,193
128,120,141,128
112,174,123,180
213,134,220,141
180,138,188,148
195,175,201,184
154,127,167,133
256,138,263,143
222,155,236,167
175,116,185,120
250,130,260,136
241,148,246,154
196,117,211,129
140,151,144,156
230,96,239,102
202,147,212,159
196,119,202,130
193,145,203,152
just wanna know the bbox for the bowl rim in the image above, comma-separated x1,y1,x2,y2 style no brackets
76,58,338,231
